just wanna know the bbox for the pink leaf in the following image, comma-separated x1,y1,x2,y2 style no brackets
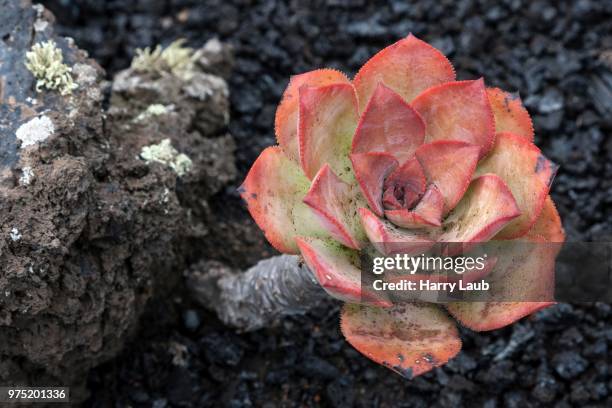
304,165,365,249
438,174,521,253
341,303,462,378
475,132,557,239
487,87,534,141
382,157,426,211
358,207,434,256
296,237,391,306
412,79,495,158
415,141,481,214
385,184,444,228
353,34,456,112
351,83,425,164
298,83,359,180
275,69,350,162
351,152,399,217
240,147,329,254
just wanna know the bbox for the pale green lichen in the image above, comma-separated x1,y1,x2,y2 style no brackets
131,39,201,81
25,40,78,95
134,104,173,122
140,139,192,177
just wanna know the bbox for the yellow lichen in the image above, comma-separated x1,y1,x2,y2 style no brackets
25,40,77,95
140,138,192,177
131,39,201,81
134,104,173,122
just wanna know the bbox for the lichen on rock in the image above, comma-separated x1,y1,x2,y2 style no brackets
134,103,173,122
131,39,201,81
140,138,193,177
15,115,55,148
25,40,78,95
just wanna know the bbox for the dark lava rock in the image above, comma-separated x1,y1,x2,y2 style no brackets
298,355,340,380
200,332,244,367
183,309,201,331
0,1,238,403
326,376,355,408
27,0,612,406
553,351,589,380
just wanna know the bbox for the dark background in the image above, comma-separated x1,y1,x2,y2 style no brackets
41,1,612,407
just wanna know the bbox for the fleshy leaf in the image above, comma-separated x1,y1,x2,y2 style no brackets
351,152,399,217
487,87,534,141
415,141,481,214
412,79,495,158
341,303,462,378
275,69,350,161
386,256,497,304
351,83,425,164
298,83,359,181
240,147,328,254
296,237,390,306
475,132,557,239
447,237,556,331
358,207,434,256
446,194,564,331
382,158,426,211
304,165,365,249
438,174,521,252
385,184,444,228
353,34,456,112
527,196,565,243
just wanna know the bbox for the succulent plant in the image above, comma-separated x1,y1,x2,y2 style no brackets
240,35,564,378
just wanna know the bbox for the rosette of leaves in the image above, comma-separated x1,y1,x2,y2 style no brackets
240,35,564,378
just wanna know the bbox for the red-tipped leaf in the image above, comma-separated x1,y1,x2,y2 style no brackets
276,69,350,161
351,152,399,217
341,303,462,378
475,132,556,239
298,83,359,181
240,147,329,254
353,34,456,111
412,79,495,158
438,174,521,252
385,184,444,228
415,141,481,214
358,207,434,256
487,87,534,141
296,237,390,306
304,165,365,249
351,83,426,164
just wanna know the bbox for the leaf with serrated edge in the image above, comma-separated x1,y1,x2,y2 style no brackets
438,174,521,254
298,83,359,182
475,132,557,239
412,79,495,158
297,237,390,306
358,207,434,256
352,83,425,164
446,197,564,331
341,303,462,378
446,237,556,331
304,165,366,249
351,152,399,217
353,34,455,112
415,141,481,215
385,184,445,228
240,147,329,254
487,87,534,141
276,69,350,162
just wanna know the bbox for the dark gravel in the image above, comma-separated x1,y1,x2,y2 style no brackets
39,0,612,407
